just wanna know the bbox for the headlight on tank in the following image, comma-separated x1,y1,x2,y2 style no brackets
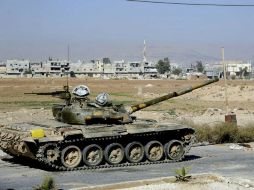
30,129,45,138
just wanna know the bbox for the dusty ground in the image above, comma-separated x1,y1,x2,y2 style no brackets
0,78,254,126
74,174,254,190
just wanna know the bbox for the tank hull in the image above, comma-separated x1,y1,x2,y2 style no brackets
0,120,195,170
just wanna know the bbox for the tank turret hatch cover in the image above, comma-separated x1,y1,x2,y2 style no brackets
72,85,90,97
96,92,111,106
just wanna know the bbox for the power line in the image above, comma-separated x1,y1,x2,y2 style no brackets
127,0,254,7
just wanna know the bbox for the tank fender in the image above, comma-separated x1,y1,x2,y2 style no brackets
23,136,64,143
37,136,65,143
62,129,84,139
23,137,37,143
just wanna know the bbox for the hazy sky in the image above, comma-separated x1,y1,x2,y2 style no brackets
1,0,254,63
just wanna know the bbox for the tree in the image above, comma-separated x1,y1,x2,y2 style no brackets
239,67,248,79
196,61,204,73
172,68,182,75
103,58,111,64
156,58,170,74
23,69,32,74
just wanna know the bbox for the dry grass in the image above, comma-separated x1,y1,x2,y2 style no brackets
1,78,253,113
192,123,254,144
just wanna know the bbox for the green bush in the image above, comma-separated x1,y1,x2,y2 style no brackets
175,166,192,182
34,176,57,190
192,123,254,144
237,126,254,143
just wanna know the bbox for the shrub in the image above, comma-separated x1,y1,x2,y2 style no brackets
192,123,254,144
34,176,57,190
237,126,254,143
175,166,192,182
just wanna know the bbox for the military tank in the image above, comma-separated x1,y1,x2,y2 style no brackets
0,78,218,170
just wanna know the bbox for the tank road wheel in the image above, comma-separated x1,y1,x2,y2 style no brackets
37,143,60,164
164,140,185,161
83,144,103,166
145,141,163,162
125,141,144,163
104,143,124,165
61,145,82,168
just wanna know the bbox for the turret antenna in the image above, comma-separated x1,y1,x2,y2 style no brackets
66,44,70,91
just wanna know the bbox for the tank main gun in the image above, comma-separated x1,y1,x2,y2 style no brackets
25,85,71,102
128,78,219,114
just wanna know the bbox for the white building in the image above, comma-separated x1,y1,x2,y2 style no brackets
6,59,30,76
70,59,157,79
70,60,104,78
205,60,252,79
45,59,70,76
223,60,251,77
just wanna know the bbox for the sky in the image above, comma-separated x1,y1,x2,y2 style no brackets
1,0,254,64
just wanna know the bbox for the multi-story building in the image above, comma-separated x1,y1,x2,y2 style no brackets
143,61,157,78
30,62,47,77
0,61,6,76
30,59,70,77
205,60,252,79
70,60,103,78
223,60,252,78
45,59,70,76
70,59,157,79
6,59,30,76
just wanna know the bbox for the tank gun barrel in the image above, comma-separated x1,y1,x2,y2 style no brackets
25,91,71,100
129,78,219,114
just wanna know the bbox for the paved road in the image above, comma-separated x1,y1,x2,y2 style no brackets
0,144,253,190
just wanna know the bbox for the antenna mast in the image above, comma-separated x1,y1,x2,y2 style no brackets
66,44,70,89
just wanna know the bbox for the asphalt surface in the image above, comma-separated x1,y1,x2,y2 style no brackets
0,144,253,190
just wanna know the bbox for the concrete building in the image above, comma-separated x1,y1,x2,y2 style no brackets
0,61,6,77
30,62,47,77
205,60,252,79
143,61,157,78
70,59,157,79
223,60,252,78
204,63,222,79
6,59,30,76
45,59,70,77
70,60,104,78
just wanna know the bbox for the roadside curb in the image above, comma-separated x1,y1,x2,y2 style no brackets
69,173,220,190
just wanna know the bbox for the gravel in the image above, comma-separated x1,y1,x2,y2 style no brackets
0,150,7,157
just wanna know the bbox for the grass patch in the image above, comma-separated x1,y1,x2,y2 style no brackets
0,100,60,109
112,100,136,105
175,166,192,182
34,175,57,190
110,92,133,97
192,123,254,144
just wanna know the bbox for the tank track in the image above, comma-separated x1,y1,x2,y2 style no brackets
35,132,195,171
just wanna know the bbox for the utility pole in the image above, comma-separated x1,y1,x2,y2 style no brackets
67,44,70,62
143,40,147,62
222,47,237,125
222,47,229,114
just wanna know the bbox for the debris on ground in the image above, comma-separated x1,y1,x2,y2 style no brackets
0,150,7,157
145,84,153,88
73,174,254,190
229,143,253,151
